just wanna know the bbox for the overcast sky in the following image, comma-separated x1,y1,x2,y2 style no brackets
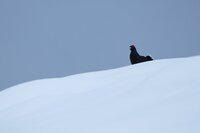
1,0,200,91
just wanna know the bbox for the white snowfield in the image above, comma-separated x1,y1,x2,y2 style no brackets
0,56,200,133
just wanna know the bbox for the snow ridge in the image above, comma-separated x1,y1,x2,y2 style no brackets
0,56,200,133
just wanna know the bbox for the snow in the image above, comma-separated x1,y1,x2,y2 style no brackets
0,56,200,133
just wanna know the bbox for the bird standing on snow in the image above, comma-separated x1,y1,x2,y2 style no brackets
129,45,153,65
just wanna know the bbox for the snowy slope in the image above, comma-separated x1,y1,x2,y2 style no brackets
0,56,200,133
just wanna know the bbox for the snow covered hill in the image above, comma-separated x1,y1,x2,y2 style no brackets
0,56,200,133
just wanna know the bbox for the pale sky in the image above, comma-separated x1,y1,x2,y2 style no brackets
1,0,200,91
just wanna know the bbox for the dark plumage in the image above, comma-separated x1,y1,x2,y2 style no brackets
129,45,153,64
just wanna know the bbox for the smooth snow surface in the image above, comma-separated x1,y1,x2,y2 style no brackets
0,56,200,133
